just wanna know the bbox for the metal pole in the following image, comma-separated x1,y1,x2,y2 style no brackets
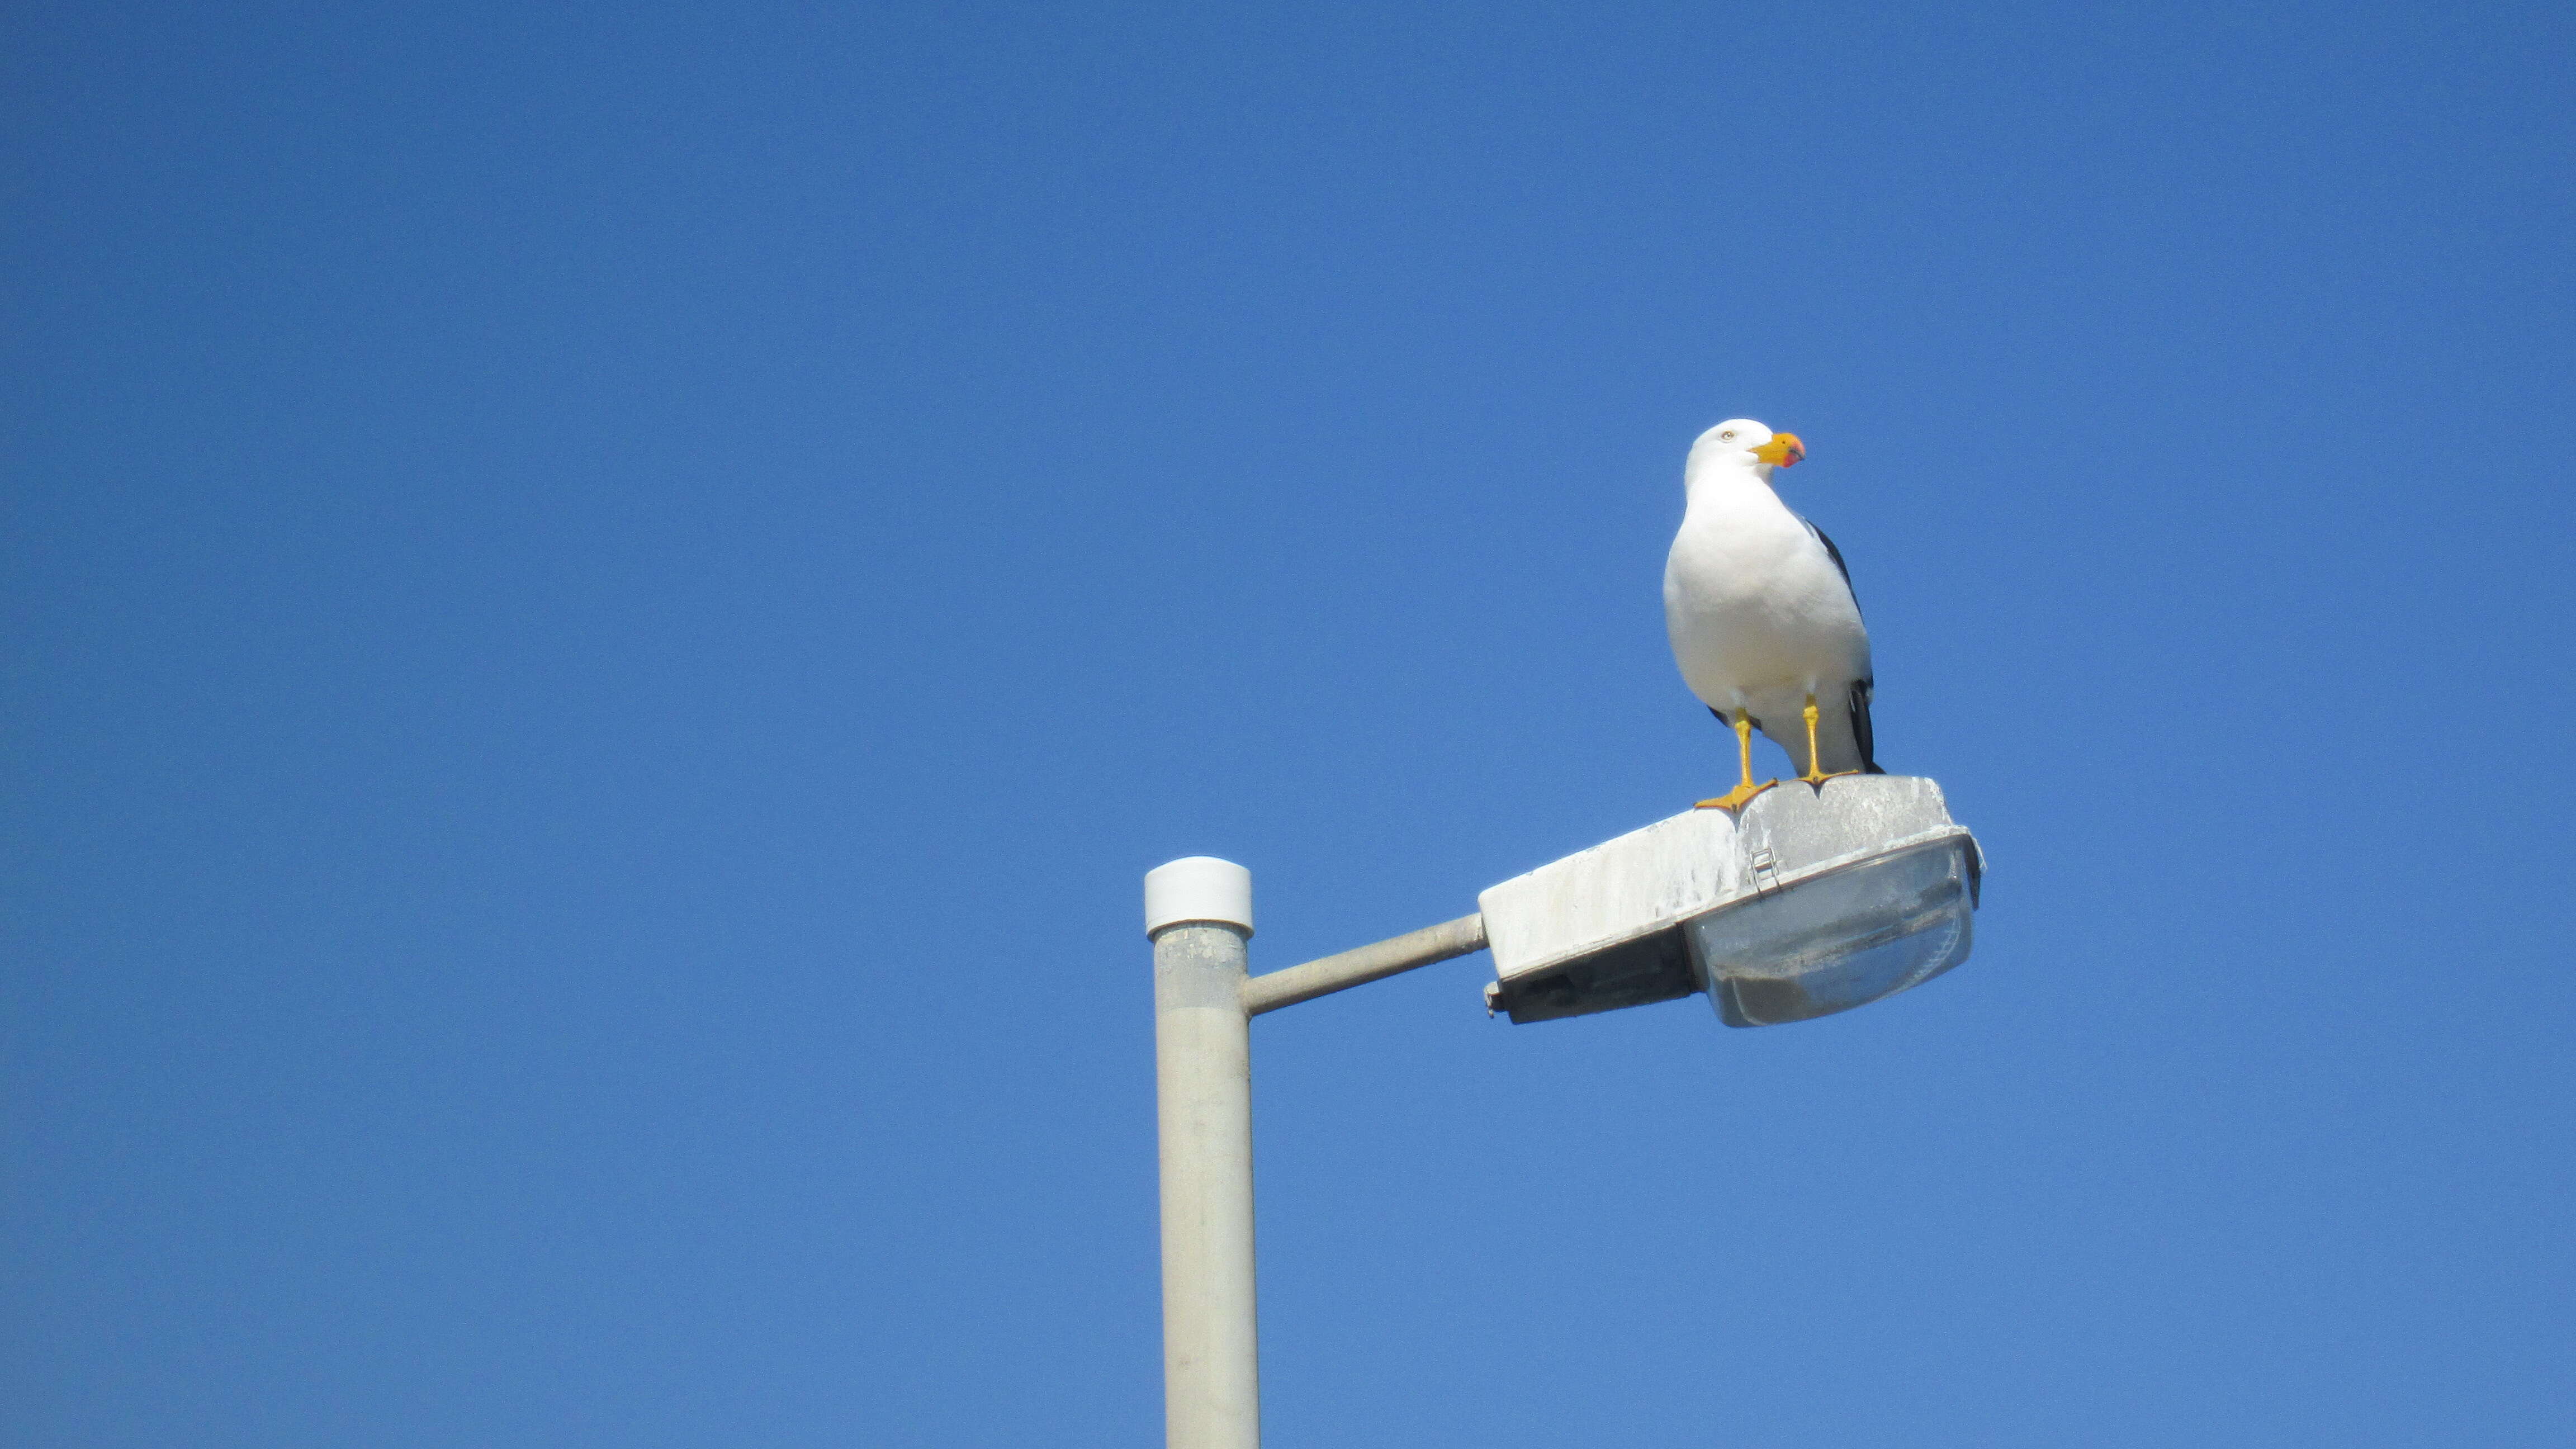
1145,859,1260,1449
1241,912,1486,1016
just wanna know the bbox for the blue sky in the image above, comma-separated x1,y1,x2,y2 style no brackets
6,2,2572,1445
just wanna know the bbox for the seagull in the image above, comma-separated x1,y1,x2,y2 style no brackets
1664,419,1883,811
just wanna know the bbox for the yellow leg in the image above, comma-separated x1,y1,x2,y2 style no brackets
1697,709,1778,812
1798,692,1861,786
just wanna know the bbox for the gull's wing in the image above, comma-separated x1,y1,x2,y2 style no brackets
1846,677,1883,774
1801,517,1884,774
1800,515,1862,618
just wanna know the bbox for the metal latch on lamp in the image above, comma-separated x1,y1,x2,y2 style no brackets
1749,847,1781,897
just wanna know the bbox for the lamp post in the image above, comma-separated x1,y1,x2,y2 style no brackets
1142,775,1983,1449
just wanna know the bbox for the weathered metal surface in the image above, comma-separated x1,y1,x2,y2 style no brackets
1242,912,1487,1016
1151,920,1261,1449
1479,776,1977,1024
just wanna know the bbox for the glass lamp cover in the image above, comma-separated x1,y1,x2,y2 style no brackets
1685,838,1977,1027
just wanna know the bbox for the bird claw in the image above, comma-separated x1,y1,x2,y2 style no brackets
1695,780,1778,812
1797,768,1863,787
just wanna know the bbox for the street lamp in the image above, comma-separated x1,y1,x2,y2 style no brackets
1143,774,1984,1449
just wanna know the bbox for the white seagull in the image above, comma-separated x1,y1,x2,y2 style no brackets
1664,419,1882,811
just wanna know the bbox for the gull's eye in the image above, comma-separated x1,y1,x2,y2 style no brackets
1720,430,1736,441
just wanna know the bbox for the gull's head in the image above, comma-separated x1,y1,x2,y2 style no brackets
1687,419,1807,484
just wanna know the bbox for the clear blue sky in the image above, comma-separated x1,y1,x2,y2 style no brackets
7,2,2572,1445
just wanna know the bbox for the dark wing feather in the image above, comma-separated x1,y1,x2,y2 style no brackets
1802,518,1884,772
1847,678,1884,774
1799,515,1862,620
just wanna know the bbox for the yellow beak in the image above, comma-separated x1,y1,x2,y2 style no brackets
1751,433,1806,467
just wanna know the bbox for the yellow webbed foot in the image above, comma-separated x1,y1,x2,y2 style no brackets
1696,779,1778,812
1798,767,1863,786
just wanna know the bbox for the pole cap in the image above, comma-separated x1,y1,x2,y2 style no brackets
1144,856,1253,937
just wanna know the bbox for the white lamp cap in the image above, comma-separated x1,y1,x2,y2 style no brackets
1144,856,1253,937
